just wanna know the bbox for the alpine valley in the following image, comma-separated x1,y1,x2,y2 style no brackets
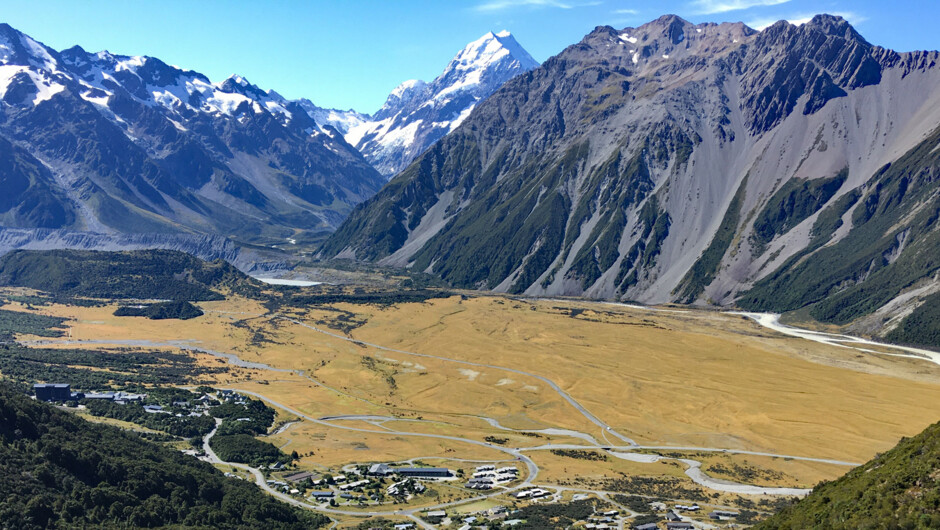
2,11,940,530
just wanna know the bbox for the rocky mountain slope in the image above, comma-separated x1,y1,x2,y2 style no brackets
755,420,940,529
344,31,539,177
322,15,940,345
0,23,384,248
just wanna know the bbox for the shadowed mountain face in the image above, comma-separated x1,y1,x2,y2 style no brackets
322,15,940,345
0,23,385,247
344,31,540,178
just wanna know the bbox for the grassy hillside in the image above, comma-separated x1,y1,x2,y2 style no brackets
0,249,259,301
756,420,940,529
0,383,327,529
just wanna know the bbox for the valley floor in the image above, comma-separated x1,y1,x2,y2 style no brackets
5,288,940,527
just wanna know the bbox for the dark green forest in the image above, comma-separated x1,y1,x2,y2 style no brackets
0,249,260,301
84,399,216,438
114,300,204,320
0,307,66,340
209,434,286,467
211,398,277,436
0,384,327,529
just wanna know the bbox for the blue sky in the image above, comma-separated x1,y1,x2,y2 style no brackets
3,1,937,113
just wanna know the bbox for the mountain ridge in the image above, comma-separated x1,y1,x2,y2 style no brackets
321,14,940,347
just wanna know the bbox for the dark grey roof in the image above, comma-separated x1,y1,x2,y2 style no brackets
284,471,319,482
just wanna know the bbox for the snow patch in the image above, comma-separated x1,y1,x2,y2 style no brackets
619,33,638,44
390,79,425,99
449,104,475,132
0,65,65,105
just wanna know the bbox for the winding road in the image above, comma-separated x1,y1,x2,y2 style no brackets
31,304,894,520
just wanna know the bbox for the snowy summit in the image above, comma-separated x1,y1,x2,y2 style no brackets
345,31,539,177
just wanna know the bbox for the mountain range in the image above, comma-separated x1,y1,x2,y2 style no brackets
0,22,384,248
322,14,940,345
0,25,537,256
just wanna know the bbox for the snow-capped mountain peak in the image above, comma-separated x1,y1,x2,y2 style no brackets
227,73,250,86
447,30,538,75
391,79,426,98
0,23,59,71
347,30,539,177
0,24,68,106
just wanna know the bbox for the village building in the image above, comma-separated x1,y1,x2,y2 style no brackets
397,467,450,478
33,384,72,402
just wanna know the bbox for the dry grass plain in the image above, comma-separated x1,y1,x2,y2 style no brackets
338,296,940,460
7,288,940,495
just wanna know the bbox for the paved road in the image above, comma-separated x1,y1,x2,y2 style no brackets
200,419,341,525
232,388,544,518
519,443,858,467
242,385,823,506
475,415,604,446
632,445,860,466
679,458,811,496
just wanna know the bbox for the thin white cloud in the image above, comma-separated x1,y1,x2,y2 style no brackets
691,0,791,15
746,11,868,31
610,8,642,26
474,0,600,12
832,11,868,25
